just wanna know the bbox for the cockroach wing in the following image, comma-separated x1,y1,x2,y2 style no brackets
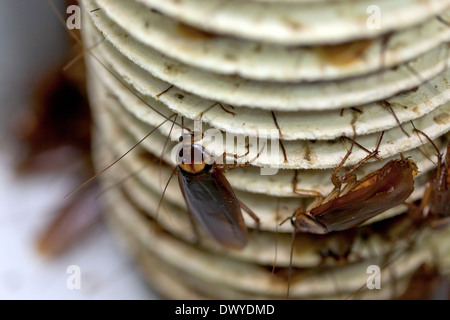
310,159,416,233
178,168,248,249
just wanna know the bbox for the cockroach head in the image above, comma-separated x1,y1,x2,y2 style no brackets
176,137,213,174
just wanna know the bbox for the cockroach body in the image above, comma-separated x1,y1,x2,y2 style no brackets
286,133,418,297
176,133,258,249
291,134,419,234
293,157,418,234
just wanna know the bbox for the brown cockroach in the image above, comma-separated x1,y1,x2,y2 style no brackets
290,132,419,234
285,132,418,297
341,128,449,299
171,132,261,249
408,128,450,229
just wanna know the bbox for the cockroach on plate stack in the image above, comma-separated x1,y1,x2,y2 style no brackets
408,128,450,229
37,0,450,299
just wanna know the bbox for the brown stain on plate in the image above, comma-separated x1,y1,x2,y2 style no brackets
176,22,218,40
302,141,314,162
314,39,373,66
433,112,450,125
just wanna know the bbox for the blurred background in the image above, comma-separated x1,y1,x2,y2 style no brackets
0,0,155,299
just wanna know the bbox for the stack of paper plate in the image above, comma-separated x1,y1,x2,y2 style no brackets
80,0,450,299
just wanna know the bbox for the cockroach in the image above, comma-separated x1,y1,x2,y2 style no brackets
286,131,415,297
290,132,418,234
408,128,450,229
171,132,261,249
79,123,262,250
289,131,420,292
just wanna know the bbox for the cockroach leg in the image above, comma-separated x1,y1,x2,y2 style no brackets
216,142,266,171
271,111,288,163
63,38,105,71
238,199,260,230
377,100,410,137
156,85,174,99
291,169,324,202
198,102,219,122
219,103,237,116
336,130,385,187
220,150,245,162
330,133,357,189
155,166,178,220
437,15,450,28
340,136,381,161
159,114,178,186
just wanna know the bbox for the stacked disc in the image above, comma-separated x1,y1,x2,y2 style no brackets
80,0,450,299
